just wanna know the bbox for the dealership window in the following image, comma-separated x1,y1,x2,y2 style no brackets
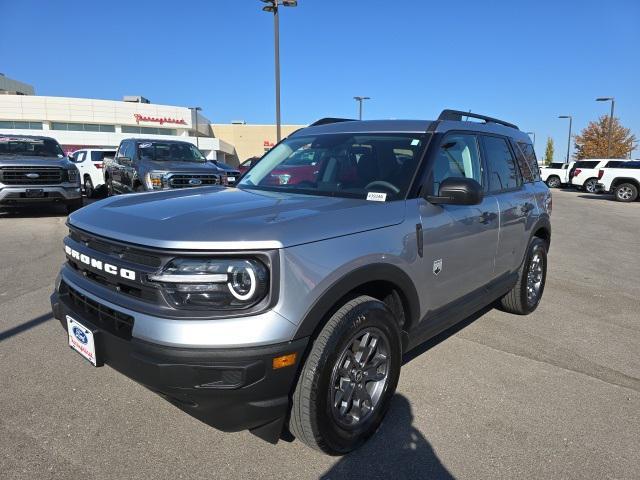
121,126,177,136
50,122,115,132
0,120,43,130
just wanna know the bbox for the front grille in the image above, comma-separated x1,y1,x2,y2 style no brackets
0,166,64,185
69,229,161,268
168,173,219,188
66,227,162,303
61,280,134,340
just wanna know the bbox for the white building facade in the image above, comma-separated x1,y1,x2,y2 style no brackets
0,94,234,160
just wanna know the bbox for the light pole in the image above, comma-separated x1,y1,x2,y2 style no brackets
261,0,298,143
353,96,371,120
558,115,573,163
526,131,536,147
190,106,202,149
596,97,615,158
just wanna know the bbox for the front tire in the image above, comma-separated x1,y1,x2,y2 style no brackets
499,237,548,315
289,295,402,455
614,183,638,202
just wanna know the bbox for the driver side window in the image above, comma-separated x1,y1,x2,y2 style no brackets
432,134,482,195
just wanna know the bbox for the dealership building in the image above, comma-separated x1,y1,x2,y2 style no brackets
0,75,307,166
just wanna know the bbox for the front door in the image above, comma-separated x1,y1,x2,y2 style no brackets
418,132,499,312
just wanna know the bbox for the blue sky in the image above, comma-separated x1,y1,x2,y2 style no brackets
1,0,638,160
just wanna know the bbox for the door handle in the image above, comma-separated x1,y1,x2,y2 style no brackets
479,212,497,224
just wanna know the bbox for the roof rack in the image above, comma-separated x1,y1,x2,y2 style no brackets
437,109,519,130
309,117,356,127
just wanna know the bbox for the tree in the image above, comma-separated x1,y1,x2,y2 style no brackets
574,115,637,159
544,137,554,165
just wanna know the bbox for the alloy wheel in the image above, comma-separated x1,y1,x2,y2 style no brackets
617,186,633,201
585,179,597,193
526,251,544,306
330,328,390,428
84,178,93,198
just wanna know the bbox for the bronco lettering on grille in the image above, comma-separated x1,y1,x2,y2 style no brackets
64,245,136,280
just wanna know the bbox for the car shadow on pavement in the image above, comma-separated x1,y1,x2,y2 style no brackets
403,305,493,366
320,395,454,480
0,203,75,218
0,312,53,342
577,194,616,202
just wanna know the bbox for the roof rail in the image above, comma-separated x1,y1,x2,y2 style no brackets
437,109,519,130
309,117,356,127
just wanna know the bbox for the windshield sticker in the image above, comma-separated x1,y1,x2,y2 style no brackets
411,139,420,146
366,192,387,202
139,142,153,148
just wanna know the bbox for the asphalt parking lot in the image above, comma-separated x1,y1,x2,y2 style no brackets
0,189,638,480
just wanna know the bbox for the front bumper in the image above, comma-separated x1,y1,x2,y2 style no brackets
51,287,309,443
0,184,81,205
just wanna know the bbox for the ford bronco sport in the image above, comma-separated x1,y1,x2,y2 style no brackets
51,110,551,454
0,134,82,213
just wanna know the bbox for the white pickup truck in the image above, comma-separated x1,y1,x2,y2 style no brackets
540,161,575,188
596,161,640,202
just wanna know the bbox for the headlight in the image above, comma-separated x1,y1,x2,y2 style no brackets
146,171,168,190
67,167,79,183
148,258,269,310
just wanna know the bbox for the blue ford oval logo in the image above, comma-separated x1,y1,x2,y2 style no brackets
189,178,202,186
72,326,88,344
26,173,40,179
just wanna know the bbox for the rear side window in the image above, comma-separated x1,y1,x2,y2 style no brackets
574,161,599,169
515,142,540,182
482,136,521,192
91,151,116,161
604,161,623,168
431,133,483,194
549,162,564,169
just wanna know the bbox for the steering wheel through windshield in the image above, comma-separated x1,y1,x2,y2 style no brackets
365,180,400,195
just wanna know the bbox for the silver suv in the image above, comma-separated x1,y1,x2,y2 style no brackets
51,110,551,454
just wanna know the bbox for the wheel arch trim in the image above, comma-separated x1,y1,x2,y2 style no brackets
292,263,420,342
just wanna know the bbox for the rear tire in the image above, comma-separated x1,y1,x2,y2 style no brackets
499,237,547,315
584,178,598,194
135,184,146,193
614,183,638,202
84,176,94,198
546,176,561,188
289,295,402,455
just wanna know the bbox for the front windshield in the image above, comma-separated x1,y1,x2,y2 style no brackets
137,142,206,163
238,133,428,200
0,136,65,157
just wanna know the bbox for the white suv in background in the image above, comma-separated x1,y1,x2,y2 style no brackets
71,148,116,197
596,161,640,202
570,159,630,193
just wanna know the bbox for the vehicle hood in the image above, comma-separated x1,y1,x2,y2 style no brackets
0,155,73,168
143,161,218,172
69,187,406,249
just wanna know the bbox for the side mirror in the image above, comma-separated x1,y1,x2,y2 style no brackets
119,156,131,165
427,177,483,205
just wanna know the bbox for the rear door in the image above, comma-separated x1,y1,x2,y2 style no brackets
480,135,534,276
418,132,500,311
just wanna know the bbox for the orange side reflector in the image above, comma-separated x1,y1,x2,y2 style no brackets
272,353,297,370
